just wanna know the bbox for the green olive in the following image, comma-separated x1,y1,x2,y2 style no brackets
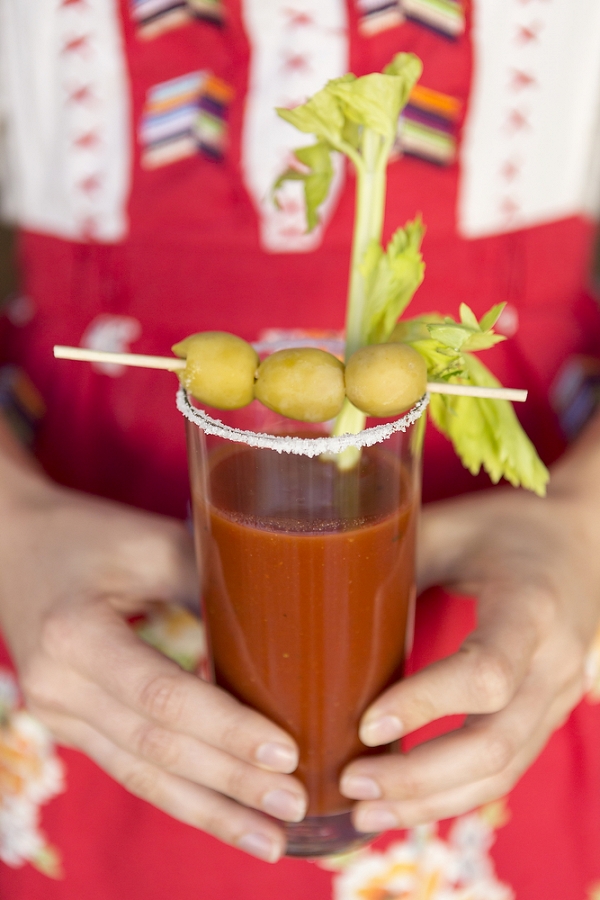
254,348,345,422
345,343,427,417
172,332,258,410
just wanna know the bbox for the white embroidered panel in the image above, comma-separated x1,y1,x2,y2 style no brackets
240,0,349,253
458,0,600,239
0,0,131,242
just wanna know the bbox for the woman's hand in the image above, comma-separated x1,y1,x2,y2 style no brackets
0,446,306,863
340,428,600,832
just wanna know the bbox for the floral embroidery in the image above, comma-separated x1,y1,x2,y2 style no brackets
585,623,600,703
133,602,207,674
328,803,513,900
0,671,65,878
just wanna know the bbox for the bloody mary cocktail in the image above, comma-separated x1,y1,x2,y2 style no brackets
183,391,424,857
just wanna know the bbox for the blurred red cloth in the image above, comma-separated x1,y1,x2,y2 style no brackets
0,1,599,897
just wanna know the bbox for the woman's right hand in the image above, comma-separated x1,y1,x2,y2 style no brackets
0,441,306,863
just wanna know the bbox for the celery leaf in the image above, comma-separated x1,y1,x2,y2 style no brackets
383,52,425,106
393,308,548,495
362,217,425,344
427,302,506,353
273,141,334,232
328,66,420,140
276,81,350,147
428,355,549,496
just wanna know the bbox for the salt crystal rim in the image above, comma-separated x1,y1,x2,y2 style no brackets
176,387,429,457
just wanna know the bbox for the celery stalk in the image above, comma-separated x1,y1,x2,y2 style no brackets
273,55,549,495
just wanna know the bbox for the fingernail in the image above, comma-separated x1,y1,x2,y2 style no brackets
360,715,403,746
255,742,298,773
238,832,281,863
261,789,306,822
356,807,399,833
340,775,381,800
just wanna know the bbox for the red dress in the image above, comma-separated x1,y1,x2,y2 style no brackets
1,0,600,896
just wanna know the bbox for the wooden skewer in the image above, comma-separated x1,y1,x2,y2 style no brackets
54,345,186,371
53,345,528,402
427,382,527,402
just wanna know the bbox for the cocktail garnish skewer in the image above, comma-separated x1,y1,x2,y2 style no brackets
53,345,528,403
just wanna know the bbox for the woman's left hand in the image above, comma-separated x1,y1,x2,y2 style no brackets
340,437,600,833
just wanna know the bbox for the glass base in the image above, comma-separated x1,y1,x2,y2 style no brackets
285,812,377,858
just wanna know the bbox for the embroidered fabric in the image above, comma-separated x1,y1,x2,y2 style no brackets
0,0,131,241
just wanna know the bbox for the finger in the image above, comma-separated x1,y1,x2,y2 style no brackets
30,669,306,822
118,518,199,609
40,709,287,863
349,672,584,832
342,664,561,802
358,595,541,745
67,500,199,610
416,496,480,592
39,599,299,773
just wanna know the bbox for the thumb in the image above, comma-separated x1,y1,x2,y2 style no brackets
359,579,540,744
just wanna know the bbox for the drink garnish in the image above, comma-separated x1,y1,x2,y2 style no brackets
275,54,549,495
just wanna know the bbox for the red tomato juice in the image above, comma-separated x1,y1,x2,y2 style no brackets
198,442,417,815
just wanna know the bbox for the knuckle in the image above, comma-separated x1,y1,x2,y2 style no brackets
38,605,76,661
494,769,519,797
19,661,49,708
121,761,160,802
218,714,250,756
134,723,180,770
406,693,438,726
124,527,187,585
20,660,61,712
223,763,252,800
402,799,438,827
469,648,514,711
477,767,519,807
482,732,514,774
137,674,185,725
199,808,235,841
393,769,426,801
526,586,558,636
561,651,585,687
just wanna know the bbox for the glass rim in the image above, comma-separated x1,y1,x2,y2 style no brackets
177,387,429,457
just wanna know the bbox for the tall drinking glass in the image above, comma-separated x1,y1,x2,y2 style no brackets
179,347,426,858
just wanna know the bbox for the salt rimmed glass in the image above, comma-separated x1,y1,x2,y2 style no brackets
179,342,427,858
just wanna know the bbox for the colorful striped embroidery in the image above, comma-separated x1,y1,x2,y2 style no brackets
196,74,235,159
131,0,190,38
139,71,233,168
355,0,464,39
402,0,465,38
131,0,224,40
396,84,461,166
356,0,404,37
187,0,224,25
